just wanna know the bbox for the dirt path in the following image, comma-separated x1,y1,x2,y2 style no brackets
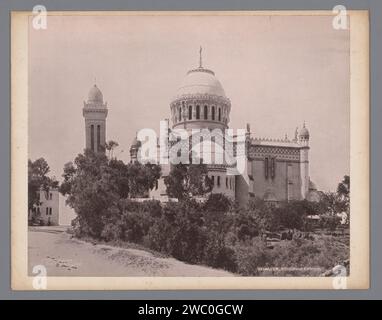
28,226,234,277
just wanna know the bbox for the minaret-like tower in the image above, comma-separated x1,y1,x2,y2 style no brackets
83,84,108,153
298,122,310,199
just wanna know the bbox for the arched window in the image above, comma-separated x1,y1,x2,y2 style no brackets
188,105,192,120
196,105,200,119
212,106,215,120
90,125,94,151
211,175,215,186
218,108,221,121
178,107,182,121
217,176,221,187
226,177,228,188
204,105,208,119
97,125,101,152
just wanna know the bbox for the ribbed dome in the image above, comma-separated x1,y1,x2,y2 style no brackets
175,68,226,98
88,84,103,103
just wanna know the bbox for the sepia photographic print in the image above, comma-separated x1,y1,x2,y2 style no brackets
11,10,369,290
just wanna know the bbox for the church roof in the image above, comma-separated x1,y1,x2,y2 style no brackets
175,67,226,98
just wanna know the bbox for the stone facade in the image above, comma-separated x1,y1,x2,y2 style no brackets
126,54,319,205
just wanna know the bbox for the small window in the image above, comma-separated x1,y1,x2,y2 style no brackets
218,108,221,121
49,207,52,215
49,193,52,200
211,106,215,120
226,177,228,188
178,107,182,121
265,157,269,179
155,180,158,190
211,175,215,186
204,105,208,119
188,105,192,120
271,158,276,179
46,207,49,216
196,105,200,119
90,124,94,151
217,176,221,187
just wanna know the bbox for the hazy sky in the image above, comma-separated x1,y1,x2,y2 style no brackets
28,14,350,192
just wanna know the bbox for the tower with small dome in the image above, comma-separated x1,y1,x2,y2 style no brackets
83,84,108,153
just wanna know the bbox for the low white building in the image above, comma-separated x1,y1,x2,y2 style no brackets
29,188,76,226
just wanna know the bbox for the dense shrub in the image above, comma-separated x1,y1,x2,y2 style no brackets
70,191,349,275
234,238,269,276
203,231,236,272
319,215,341,231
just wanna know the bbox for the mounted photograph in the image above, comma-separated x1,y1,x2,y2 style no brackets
11,10,369,290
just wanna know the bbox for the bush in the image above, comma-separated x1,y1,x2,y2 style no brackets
203,231,237,272
101,218,124,241
319,215,341,231
203,193,231,213
234,238,269,276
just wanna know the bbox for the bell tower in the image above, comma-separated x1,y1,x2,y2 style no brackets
83,84,108,153
298,122,310,199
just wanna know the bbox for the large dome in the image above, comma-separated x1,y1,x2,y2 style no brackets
87,84,103,103
175,68,226,98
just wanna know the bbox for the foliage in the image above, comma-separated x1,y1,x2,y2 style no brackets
164,163,213,200
203,193,232,213
65,159,350,275
246,198,279,232
234,238,269,276
60,149,161,237
105,140,119,158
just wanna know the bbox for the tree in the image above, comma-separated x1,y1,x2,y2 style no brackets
337,175,350,213
59,148,161,237
105,140,119,159
164,163,213,200
126,162,161,198
28,158,58,213
203,193,231,213
60,150,112,237
247,198,279,232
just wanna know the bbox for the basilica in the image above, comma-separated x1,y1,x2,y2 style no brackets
82,52,320,206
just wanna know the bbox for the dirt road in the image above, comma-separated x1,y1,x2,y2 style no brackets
28,226,233,277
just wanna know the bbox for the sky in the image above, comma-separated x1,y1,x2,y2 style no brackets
28,14,350,192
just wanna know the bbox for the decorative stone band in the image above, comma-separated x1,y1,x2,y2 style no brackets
248,145,301,162
187,67,215,76
82,108,108,117
170,93,231,108
83,101,107,108
205,163,236,172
